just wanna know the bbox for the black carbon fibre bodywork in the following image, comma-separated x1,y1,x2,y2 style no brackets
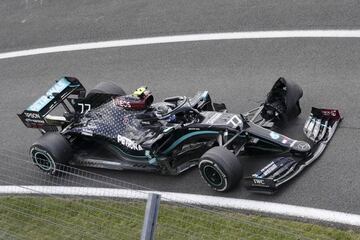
19,77,342,193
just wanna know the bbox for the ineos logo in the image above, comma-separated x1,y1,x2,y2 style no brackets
113,98,131,108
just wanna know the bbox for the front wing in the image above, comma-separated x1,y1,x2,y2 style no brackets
244,107,342,194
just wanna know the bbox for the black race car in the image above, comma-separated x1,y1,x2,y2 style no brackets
18,77,342,193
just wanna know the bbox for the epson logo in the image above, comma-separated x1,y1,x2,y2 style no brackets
253,179,265,185
24,112,41,119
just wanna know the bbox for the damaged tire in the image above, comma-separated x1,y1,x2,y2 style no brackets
261,77,303,122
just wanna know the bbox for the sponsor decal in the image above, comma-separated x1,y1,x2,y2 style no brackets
321,110,338,117
226,115,242,128
27,96,51,112
262,164,278,176
25,118,45,124
113,98,131,108
296,142,311,151
117,135,143,151
206,113,222,124
24,112,41,119
188,128,200,131
46,78,70,98
281,137,293,145
81,129,93,136
86,122,97,129
253,179,265,185
123,116,129,124
269,131,280,140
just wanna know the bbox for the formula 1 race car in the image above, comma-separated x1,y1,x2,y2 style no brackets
18,77,342,193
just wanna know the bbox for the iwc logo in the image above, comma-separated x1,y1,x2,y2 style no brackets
253,179,265,185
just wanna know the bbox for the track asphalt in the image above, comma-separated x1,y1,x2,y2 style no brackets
0,0,359,214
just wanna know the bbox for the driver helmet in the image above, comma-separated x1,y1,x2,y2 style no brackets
154,102,172,116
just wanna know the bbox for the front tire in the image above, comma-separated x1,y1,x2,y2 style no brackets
199,147,243,192
30,133,73,175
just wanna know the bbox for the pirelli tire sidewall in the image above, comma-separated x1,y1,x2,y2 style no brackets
30,132,73,175
199,147,243,192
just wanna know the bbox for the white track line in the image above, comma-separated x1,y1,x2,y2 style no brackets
1,185,360,227
1,30,360,60
2,30,360,225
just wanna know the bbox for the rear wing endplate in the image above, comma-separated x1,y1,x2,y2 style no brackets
17,77,85,129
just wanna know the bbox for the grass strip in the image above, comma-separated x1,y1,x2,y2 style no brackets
0,196,358,240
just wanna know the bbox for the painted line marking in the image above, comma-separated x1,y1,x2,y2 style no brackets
1,185,360,227
1,30,360,60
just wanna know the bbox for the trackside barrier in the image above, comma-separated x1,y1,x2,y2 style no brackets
0,149,358,240
141,193,161,240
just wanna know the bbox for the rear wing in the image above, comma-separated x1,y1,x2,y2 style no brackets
17,77,86,129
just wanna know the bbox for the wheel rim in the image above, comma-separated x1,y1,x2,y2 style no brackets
31,148,55,172
203,165,223,187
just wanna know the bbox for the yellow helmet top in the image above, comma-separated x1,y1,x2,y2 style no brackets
132,86,147,97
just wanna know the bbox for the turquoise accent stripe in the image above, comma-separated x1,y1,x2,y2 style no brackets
27,78,71,111
162,131,219,155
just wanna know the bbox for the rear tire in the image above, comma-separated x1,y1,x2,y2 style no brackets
86,82,126,108
30,133,73,175
199,147,243,192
